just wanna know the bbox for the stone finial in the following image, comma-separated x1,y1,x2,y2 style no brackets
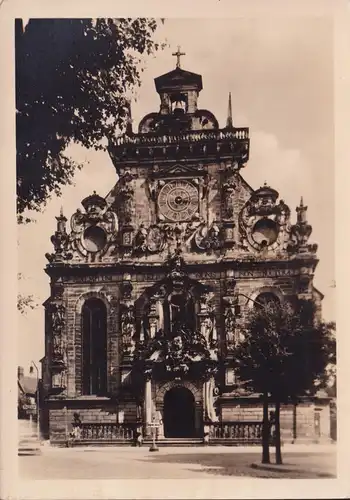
226,92,233,129
289,196,316,252
296,196,308,224
55,206,67,233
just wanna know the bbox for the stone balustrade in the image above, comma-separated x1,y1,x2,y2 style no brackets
205,421,263,444
113,128,249,147
73,421,264,445
79,423,137,441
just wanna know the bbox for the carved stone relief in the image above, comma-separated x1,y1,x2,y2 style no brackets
46,192,119,263
201,223,226,252
51,302,65,360
120,303,136,356
223,296,240,346
113,170,136,225
48,299,67,395
238,184,291,253
221,164,238,220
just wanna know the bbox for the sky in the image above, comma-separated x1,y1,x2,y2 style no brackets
18,16,335,373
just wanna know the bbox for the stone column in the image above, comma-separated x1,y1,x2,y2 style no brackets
156,408,164,439
202,379,209,422
195,400,203,438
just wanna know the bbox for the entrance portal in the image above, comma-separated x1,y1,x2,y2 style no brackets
163,387,196,438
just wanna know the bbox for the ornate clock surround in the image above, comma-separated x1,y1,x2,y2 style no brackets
148,163,208,224
157,179,199,222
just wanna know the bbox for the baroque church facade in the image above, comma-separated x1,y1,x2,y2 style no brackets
41,53,332,445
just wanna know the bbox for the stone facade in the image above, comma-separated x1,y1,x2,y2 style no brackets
41,58,332,445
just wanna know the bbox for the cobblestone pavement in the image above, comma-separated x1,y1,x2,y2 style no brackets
19,445,336,480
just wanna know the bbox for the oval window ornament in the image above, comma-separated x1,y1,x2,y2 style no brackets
251,218,279,247
83,226,107,253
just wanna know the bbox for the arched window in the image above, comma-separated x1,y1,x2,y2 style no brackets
254,292,280,310
82,298,107,396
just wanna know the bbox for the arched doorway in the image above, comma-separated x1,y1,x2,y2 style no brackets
163,387,196,438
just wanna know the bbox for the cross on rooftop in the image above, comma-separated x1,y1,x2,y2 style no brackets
172,46,186,69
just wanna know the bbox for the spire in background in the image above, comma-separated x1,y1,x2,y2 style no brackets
226,92,233,129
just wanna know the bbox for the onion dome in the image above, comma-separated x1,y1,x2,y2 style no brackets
81,191,107,212
253,182,279,202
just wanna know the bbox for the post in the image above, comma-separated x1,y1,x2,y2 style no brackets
30,361,40,441
144,378,152,437
275,402,282,464
262,392,270,464
149,415,159,452
293,403,297,442
64,405,69,447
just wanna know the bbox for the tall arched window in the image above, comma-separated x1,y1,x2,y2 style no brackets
82,298,107,396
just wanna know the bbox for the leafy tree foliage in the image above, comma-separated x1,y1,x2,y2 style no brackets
17,273,37,315
16,18,163,219
232,299,335,464
17,293,36,315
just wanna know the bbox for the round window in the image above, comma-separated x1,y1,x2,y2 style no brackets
251,218,279,247
83,226,107,253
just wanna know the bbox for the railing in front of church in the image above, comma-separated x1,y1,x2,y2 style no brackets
113,128,249,147
78,423,137,442
72,421,263,444
205,421,263,444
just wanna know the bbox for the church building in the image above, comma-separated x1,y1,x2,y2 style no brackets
41,50,332,445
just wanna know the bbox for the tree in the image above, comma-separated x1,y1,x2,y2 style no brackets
17,293,36,315
17,273,37,315
232,298,335,465
16,18,164,221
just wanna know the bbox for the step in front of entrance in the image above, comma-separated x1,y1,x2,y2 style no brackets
53,437,262,447
147,438,204,447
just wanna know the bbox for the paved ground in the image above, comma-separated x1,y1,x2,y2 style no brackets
19,444,336,480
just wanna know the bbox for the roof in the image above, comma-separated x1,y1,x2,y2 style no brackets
18,376,38,396
81,191,107,211
313,286,325,301
154,67,203,92
254,184,279,200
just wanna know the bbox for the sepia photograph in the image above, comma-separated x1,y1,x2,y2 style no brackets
11,8,342,498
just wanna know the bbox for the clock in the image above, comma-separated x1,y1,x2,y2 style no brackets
157,180,199,222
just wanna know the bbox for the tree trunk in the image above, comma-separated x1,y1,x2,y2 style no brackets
275,401,282,465
292,403,297,443
261,392,270,464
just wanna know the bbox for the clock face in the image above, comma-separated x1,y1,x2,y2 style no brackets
157,180,199,222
